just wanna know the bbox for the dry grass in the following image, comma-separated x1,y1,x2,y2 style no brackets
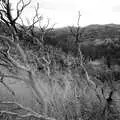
0,48,120,120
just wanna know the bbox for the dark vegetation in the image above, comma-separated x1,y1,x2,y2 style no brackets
0,0,120,120
45,24,120,64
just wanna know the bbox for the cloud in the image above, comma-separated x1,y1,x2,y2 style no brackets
39,0,77,12
10,0,120,28
112,5,120,12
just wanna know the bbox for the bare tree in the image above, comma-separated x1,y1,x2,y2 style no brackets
0,0,53,114
69,12,120,119
26,2,55,46
69,11,96,88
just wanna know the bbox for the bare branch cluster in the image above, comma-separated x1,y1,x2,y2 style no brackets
69,11,96,88
0,0,31,33
0,0,55,114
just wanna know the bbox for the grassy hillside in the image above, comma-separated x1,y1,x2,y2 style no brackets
44,24,120,66
0,22,120,120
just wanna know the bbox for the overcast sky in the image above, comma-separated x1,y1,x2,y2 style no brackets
12,0,120,28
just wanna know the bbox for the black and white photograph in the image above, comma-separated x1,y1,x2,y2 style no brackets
0,0,120,119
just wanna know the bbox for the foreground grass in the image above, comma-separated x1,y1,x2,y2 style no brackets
0,62,120,120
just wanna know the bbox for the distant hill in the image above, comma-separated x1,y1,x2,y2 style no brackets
1,21,120,61
45,24,120,45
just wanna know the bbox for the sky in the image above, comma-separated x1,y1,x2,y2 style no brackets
11,0,120,28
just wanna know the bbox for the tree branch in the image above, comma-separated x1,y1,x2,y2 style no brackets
14,0,31,22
